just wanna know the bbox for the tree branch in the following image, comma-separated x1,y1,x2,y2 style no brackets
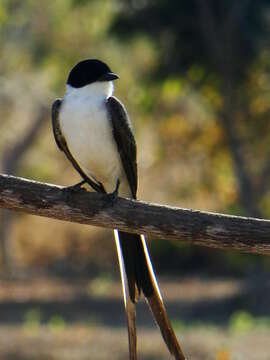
197,1,261,217
219,97,261,218
2,106,48,173
0,174,270,255
197,0,223,67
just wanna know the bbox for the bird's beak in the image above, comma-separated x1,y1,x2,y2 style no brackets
99,72,119,81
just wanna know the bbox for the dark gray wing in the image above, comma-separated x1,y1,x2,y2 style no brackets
51,99,106,193
51,99,65,152
106,96,137,199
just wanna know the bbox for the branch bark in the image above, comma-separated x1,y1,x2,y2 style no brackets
0,174,270,256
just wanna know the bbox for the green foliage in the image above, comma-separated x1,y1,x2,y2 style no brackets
23,308,42,331
112,0,270,81
23,310,67,333
229,311,270,334
87,273,113,296
171,319,185,332
47,315,66,332
0,0,119,87
229,311,254,333
170,311,270,333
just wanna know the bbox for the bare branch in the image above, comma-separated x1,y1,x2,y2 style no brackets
3,106,48,173
0,174,270,256
219,99,261,218
197,0,223,66
0,106,49,273
225,0,251,35
197,1,260,216
257,143,270,198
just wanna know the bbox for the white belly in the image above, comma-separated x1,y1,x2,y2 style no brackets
59,94,124,193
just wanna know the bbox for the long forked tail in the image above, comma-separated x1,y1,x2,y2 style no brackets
114,230,186,360
114,230,137,360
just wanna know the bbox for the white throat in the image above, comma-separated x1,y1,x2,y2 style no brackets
59,79,124,194
65,81,114,100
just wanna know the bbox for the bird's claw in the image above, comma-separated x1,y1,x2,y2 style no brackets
106,179,120,205
63,180,86,194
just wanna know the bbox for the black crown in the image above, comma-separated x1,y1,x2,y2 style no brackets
67,59,119,88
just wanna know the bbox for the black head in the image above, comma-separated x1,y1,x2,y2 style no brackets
67,59,119,88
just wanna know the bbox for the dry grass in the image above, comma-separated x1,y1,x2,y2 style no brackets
0,276,269,359
0,324,269,360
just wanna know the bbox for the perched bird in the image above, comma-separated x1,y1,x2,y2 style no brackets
51,59,186,360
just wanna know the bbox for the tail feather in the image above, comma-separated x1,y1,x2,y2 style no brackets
114,230,137,360
140,235,185,360
114,230,186,360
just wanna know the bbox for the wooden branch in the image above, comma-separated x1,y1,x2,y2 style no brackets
0,174,270,255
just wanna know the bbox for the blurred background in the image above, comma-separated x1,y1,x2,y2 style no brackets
1,0,270,359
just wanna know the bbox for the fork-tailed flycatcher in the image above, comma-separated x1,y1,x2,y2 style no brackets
51,59,186,360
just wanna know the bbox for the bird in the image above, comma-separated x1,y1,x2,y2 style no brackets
51,59,186,360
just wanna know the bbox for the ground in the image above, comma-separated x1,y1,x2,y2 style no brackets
0,275,269,359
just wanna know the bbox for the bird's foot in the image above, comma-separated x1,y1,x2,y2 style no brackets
63,180,87,194
106,179,120,205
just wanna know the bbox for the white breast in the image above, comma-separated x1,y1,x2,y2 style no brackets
59,82,124,193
